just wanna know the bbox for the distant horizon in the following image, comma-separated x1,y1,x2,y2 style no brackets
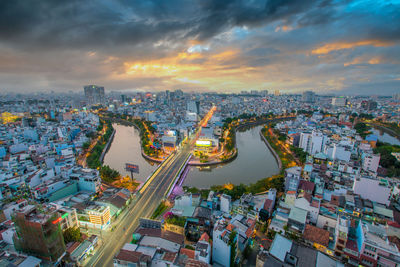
0,88,398,97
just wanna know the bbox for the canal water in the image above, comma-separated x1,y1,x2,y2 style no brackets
183,125,280,188
104,124,280,188
371,128,400,146
103,124,158,182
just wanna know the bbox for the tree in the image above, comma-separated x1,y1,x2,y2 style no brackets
354,122,371,138
100,165,120,183
229,230,237,267
63,227,81,243
82,142,90,150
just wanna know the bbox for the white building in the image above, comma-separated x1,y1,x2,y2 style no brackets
353,176,391,206
299,131,328,155
213,219,237,267
185,111,198,122
310,131,327,155
284,166,302,192
220,194,231,214
324,143,351,162
175,194,192,207
68,167,101,193
362,154,380,173
294,197,319,224
195,237,211,264
331,97,347,107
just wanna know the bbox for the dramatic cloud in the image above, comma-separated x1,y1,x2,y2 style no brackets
0,0,399,94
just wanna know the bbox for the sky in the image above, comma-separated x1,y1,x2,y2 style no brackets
0,0,399,95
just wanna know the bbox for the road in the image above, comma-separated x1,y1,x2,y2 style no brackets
85,107,216,266
86,144,192,267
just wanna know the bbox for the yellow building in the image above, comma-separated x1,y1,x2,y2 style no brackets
164,223,185,235
0,112,19,124
80,205,111,230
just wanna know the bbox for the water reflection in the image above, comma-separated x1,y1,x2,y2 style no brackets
183,125,280,188
105,124,280,188
371,128,400,146
103,124,158,182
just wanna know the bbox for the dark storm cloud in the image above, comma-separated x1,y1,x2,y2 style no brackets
1,0,396,53
0,0,331,50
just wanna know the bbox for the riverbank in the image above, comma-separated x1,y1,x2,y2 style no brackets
86,120,115,169
183,126,284,193
189,116,295,167
84,119,139,189
181,118,298,196
259,130,282,170
99,129,115,163
104,116,167,163
260,126,298,173
368,122,400,140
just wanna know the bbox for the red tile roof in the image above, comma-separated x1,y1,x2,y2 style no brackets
162,252,177,263
303,224,329,247
226,224,234,232
185,259,210,267
221,230,227,238
136,228,184,245
115,249,151,263
66,242,81,254
180,248,195,259
199,232,210,243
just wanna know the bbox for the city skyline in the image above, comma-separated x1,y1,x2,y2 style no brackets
0,0,399,95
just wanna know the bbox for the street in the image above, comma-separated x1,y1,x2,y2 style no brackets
85,144,192,267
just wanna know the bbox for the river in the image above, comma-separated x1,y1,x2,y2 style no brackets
103,124,158,182
183,125,280,188
104,124,280,188
371,128,400,146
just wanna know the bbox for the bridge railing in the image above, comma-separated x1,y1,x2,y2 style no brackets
138,152,175,194
165,154,192,198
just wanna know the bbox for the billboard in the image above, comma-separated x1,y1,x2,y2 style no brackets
125,163,139,173
195,140,212,147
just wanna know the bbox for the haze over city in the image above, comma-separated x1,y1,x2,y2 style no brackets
0,0,399,94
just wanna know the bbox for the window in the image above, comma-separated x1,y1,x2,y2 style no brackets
365,245,377,252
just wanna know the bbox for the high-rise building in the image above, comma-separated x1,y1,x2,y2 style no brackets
84,85,105,105
187,100,200,114
302,91,316,103
13,205,66,261
331,97,347,107
361,100,377,110
121,94,126,103
261,90,268,97
274,90,280,96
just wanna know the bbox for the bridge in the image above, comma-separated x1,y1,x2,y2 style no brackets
86,108,215,266
87,141,193,266
86,108,291,266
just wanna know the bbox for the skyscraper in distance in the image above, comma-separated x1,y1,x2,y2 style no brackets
84,85,105,105
302,91,316,103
